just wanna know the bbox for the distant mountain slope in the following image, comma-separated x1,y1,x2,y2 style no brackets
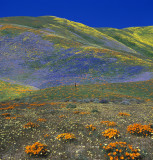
96,26,153,57
0,16,152,89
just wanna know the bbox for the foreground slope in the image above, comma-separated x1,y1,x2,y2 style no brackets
0,16,152,89
18,79,153,103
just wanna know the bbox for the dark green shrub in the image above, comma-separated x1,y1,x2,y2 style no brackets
91,109,99,113
66,104,77,109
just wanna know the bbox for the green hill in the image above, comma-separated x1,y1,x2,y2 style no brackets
18,79,153,103
96,26,153,57
0,80,37,102
0,16,152,94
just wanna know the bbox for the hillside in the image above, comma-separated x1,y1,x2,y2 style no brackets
0,80,36,101
0,16,153,89
16,79,153,103
96,26,153,57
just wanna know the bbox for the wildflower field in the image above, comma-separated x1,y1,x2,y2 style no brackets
0,97,153,159
0,16,153,160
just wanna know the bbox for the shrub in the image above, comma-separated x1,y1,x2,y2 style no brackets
91,109,99,113
5,117,16,119
0,106,15,111
85,124,96,131
56,133,76,142
82,98,90,103
100,121,117,126
44,134,50,138
73,111,90,115
73,111,80,114
127,123,153,137
59,115,66,118
1,113,11,117
118,112,131,116
79,112,90,115
100,141,142,160
37,118,47,122
25,142,49,157
102,128,120,139
120,100,131,105
66,104,77,109
99,99,109,103
93,98,99,103
23,122,39,129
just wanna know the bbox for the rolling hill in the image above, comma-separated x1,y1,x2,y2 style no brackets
0,16,153,91
96,26,153,58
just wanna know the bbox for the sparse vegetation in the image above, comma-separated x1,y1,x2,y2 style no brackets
0,101,152,159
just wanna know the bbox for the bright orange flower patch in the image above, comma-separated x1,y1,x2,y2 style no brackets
100,121,117,126
23,122,39,129
127,123,153,136
37,118,47,122
25,142,49,157
5,117,16,119
1,113,11,117
0,106,15,111
85,124,96,131
73,111,80,114
44,134,50,138
101,141,141,160
102,128,120,139
56,133,76,141
79,112,90,115
118,112,131,116
59,115,66,118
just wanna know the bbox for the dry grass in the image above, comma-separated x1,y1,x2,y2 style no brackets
0,101,153,159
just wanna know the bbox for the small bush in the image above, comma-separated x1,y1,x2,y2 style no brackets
85,124,96,131
127,123,153,137
59,115,66,118
73,111,90,115
23,122,39,129
102,128,120,139
99,99,109,103
118,112,131,116
56,133,76,142
37,118,47,122
82,98,90,103
1,113,11,117
93,98,99,103
25,142,49,157
44,134,50,138
79,112,90,115
100,121,117,126
73,111,80,114
5,117,16,119
100,141,142,160
66,104,77,109
91,109,99,113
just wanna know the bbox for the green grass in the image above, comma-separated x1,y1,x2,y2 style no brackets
0,80,36,102
96,26,153,58
0,16,136,53
18,79,153,103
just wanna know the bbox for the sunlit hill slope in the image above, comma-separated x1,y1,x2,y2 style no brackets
0,16,153,90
